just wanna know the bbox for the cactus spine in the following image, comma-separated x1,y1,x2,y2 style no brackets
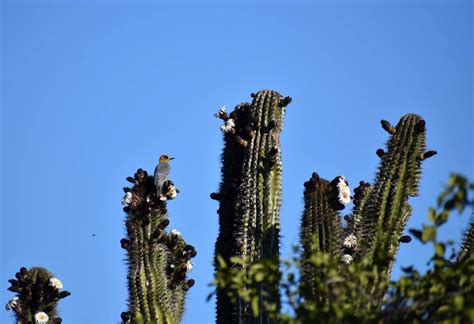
213,90,291,323
6,267,70,323
121,169,196,324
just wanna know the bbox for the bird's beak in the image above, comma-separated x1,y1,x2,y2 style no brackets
169,157,175,160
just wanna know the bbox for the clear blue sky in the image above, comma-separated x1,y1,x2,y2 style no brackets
1,0,472,323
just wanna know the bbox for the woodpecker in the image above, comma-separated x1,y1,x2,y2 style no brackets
154,154,174,201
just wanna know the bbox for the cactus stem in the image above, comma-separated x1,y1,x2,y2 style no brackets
214,90,288,323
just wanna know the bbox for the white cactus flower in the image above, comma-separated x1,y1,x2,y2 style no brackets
214,105,226,118
49,277,63,290
337,176,351,205
341,254,353,265
220,118,235,134
170,264,175,269
165,185,178,199
343,234,358,249
168,189,177,199
170,229,181,237
122,192,133,205
5,297,19,311
185,260,193,272
34,311,49,324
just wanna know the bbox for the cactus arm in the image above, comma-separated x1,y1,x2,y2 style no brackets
299,173,345,298
353,115,425,261
347,114,435,302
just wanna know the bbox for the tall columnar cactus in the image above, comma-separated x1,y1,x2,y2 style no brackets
120,168,196,324
299,173,350,298
300,114,436,305
6,267,70,323
212,90,291,323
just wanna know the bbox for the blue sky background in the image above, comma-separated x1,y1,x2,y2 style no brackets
1,0,472,323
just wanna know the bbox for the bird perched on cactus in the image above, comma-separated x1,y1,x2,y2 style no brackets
154,154,174,201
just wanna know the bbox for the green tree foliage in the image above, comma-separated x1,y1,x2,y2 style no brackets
385,174,474,322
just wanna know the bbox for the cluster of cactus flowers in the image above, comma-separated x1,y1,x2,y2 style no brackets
212,90,291,323
6,267,70,323
120,168,196,324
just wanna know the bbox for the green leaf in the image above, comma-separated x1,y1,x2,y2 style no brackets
422,226,436,242
409,229,423,241
436,210,449,227
401,266,414,273
454,295,464,311
428,207,436,222
216,255,227,269
435,243,445,258
255,272,265,282
251,297,259,316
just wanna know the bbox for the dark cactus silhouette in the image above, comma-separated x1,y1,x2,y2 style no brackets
120,168,196,323
212,90,291,323
6,267,70,323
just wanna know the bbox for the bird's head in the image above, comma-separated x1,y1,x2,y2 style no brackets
159,155,175,163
